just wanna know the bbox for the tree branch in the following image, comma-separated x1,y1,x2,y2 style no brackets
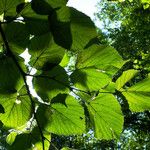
0,21,45,150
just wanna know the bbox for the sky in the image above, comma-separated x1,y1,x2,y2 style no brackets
67,0,99,20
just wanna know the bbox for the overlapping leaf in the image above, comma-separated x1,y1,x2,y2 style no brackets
0,86,32,129
115,69,138,90
5,22,30,53
0,104,4,113
71,44,124,91
0,0,24,16
0,56,23,93
20,3,50,36
7,127,50,150
76,44,124,73
33,66,69,102
49,6,97,50
71,68,110,91
31,0,68,15
29,33,65,70
87,93,123,139
37,94,85,135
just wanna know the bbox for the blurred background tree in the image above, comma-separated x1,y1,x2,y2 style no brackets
96,0,150,71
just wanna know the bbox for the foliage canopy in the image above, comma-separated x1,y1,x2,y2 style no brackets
0,0,150,149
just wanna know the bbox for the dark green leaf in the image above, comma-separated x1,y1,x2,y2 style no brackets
49,7,72,49
31,0,53,15
29,33,65,70
19,3,50,36
8,133,32,150
33,66,69,101
49,7,97,50
5,22,30,50
31,0,68,15
8,127,50,150
0,0,24,16
0,56,23,93
0,104,4,113
16,2,26,14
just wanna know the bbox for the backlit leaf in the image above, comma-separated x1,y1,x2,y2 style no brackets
70,44,124,91
29,33,65,70
33,66,69,102
76,44,124,75
6,132,18,145
122,76,150,112
37,94,85,135
116,69,138,90
87,93,123,139
8,127,50,150
71,68,110,91
0,86,32,129
49,7,97,50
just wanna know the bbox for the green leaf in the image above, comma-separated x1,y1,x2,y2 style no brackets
76,44,124,75
70,8,97,51
49,7,72,49
0,104,4,113
122,77,150,112
18,3,50,36
43,0,68,8
8,127,50,150
32,127,51,150
33,66,69,101
0,56,23,93
37,94,85,135
18,3,49,35
5,22,30,51
70,44,124,91
59,52,70,67
116,69,138,90
0,0,24,16
25,17,50,36
31,0,68,15
87,93,123,140
31,0,53,15
0,120,3,128
71,68,111,91
0,86,32,129
101,82,116,93
49,7,97,50
6,132,18,145
61,147,74,150
29,33,65,70
8,133,32,150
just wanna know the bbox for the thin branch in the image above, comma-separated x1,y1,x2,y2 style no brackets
2,2,30,24
26,73,114,96
44,137,59,150
0,21,45,150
